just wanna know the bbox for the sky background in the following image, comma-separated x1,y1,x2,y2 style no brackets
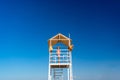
0,0,120,80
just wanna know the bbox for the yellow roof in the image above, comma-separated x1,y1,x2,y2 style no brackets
48,33,72,47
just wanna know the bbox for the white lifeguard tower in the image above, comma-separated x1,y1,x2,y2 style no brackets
48,33,73,80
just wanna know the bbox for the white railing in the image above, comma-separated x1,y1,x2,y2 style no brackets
52,49,69,51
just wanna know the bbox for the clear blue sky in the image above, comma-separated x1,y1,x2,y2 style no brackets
0,0,120,80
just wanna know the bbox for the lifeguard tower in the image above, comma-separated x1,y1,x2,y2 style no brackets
48,33,73,80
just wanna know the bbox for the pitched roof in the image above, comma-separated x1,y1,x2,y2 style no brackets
48,33,71,47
